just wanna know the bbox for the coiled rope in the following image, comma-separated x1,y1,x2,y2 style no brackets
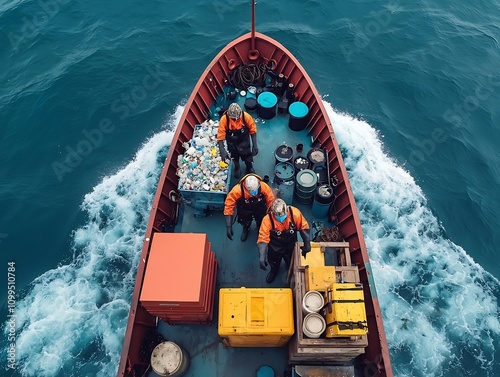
228,63,270,89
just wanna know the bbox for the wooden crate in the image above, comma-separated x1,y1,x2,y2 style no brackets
287,242,367,365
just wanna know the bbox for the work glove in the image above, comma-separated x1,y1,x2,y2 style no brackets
258,242,268,270
218,141,229,162
299,229,312,258
251,134,259,156
225,215,234,240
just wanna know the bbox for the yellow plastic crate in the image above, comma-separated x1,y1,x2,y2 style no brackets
324,283,368,337
218,287,294,347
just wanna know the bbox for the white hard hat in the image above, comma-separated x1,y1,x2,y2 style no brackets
244,175,260,192
271,198,287,217
227,103,242,119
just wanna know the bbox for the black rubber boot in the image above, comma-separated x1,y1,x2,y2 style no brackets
245,161,255,174
233,161,241,178
240,227,250,242
266,270,278,283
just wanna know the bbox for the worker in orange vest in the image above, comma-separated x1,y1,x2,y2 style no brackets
217,103,258,178
257,199,311,283
224,174,275,242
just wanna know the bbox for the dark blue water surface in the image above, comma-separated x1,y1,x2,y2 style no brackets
1,1,499,376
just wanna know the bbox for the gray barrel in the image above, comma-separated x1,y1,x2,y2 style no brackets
312,184,336,218
295,169,318,204
151,341,190,377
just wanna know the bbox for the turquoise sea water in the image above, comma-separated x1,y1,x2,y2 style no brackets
1,1,499,376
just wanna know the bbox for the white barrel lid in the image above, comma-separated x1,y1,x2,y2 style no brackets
304,313,326,334
304,291,324,310
297,169,318,187
151,341,183,376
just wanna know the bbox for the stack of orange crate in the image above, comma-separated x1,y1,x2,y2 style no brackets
140,233,217,324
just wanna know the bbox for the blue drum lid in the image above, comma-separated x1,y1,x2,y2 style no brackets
274,162,294,180
257,91,278,108
289,101,309,117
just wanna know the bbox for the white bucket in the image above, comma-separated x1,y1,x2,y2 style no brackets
302,290,324,314
303,312,326,338
151,341,190,377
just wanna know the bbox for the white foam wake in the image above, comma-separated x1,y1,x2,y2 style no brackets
2,106,182,377
324,101,500,376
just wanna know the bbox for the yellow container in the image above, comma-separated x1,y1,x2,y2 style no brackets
324,283,368,337
218,288,294,347
299,242,325,267
306,266,336,291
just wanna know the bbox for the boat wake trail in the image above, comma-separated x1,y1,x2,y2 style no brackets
324,102,500,377
1,107,181,377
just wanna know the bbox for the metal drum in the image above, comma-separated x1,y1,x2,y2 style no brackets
295,169,318,204
274,144,294,164
151,341,190,377
307,148,326,170
244,97,258,112
311,184,336,218
307,148,328,184
302,312,326,339
293,156,310,174
274,162,295,185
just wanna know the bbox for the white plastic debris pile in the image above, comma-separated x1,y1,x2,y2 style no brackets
177,119,230,193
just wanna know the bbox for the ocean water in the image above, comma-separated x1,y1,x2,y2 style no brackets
1,1,499,376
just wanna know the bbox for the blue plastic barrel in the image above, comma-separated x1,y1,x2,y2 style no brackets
257,92,278,119
288,101,309,131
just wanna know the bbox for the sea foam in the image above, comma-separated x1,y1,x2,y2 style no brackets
325,101,500,376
